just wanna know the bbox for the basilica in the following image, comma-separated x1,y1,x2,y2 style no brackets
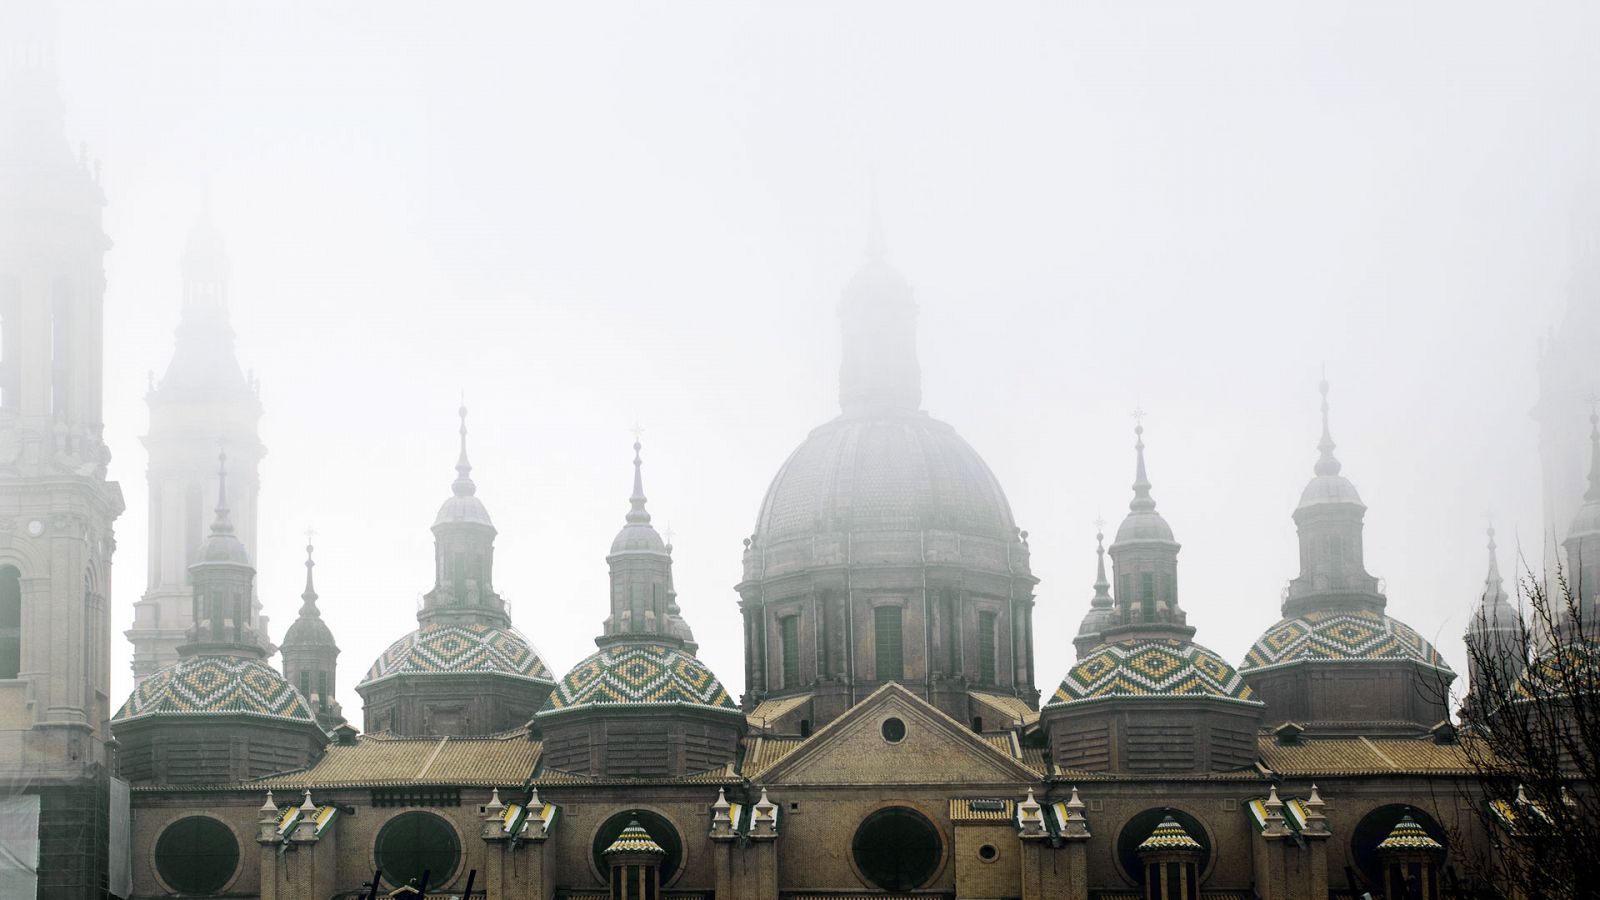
3,6,1600,900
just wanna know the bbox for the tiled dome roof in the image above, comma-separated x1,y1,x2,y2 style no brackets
1139,815,1204,852
1376,815,1443,851
754,413,1017,545
1240,608,1451,674
359,623,552,687
115,655,315,725
1513,641,1600,702
1046,638,1259,708
537,642,739,719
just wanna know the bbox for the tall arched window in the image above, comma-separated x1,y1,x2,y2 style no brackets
874,606,903,682
779,615,800,689
977,612,997,684
0,566,22,679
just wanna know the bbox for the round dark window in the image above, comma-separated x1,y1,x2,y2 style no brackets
1116,808,1211,885
592,810,683,884
852,806,942,891
1351,805,1446,884
376,811,460,888
881,717,907,743
978,843,999,861
154,816,239,894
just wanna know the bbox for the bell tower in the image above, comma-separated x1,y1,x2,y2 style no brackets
0,1,126,895
128,215,266,681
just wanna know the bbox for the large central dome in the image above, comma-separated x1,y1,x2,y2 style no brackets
755,411,1018,546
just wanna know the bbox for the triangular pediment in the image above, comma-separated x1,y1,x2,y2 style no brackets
754,683,1041,786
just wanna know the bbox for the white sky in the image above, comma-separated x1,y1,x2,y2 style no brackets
44,1,1600,718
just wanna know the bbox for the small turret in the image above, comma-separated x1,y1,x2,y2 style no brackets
180,451,264,657
1073,524,1117,658
603,440,675,643
420,406,508,628
1105,416,1190,640
281,541,344,731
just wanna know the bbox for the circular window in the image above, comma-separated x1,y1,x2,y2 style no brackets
977,843,999,862
1351,805,1446,884
852,806,942,891
154,816,239,894
1115,808,1211,885
592,810,683,884
881,717,907,743
376,811,460,888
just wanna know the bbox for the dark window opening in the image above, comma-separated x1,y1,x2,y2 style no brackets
0,566,20,679
851,806,941,891
1140,572,1156,620
971,717,983,733
881,717,906,743
1116,808,1211,887
154,816,239,894
799,719,811,738
978,843,998,861
874,605,903,682
977,611,997,683
375,811,460,889
780,614,800,688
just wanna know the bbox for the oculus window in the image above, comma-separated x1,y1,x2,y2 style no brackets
154,816,238,894
852,806,941,891
376,811,460,888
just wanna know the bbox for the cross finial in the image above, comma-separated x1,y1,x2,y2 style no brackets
663,524,676,545
1131,405,1146,425
305,525,317,546
631,421,645,443
1093,515,1108,531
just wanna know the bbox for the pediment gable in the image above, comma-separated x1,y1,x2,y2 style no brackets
755,684,1040,786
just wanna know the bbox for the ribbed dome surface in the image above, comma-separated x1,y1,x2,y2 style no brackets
435,493,493,528
755,413,1016,543
1297,474,1364,511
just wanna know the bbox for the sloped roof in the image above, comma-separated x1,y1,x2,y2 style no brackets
250,732,541,790
746,693,812,729
538,642,738,719
1048,638,1259,707
1242,608,1451,674
1258,735,1476,777
115,655,316,727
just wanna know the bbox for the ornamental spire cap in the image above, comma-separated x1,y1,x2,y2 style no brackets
212,448,235,535
453,403,475,497
627,439,650,525
299,542,319,617
1091,525,1113,608
1315,372,1342,477
1130,416,1156,513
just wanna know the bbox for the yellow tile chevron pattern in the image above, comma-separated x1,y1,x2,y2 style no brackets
539,643,738,716
1047,638,1257,706
115,655,314,723
360,622,552,686
1241,608,1450,673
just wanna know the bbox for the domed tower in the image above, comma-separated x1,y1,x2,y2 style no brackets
537,441,743,777
1240,380,1453,735
1559,409,1600,627
739,220,1038,730
1462,526,1523,724
113,454,326,783
280,541,343,731
1041,422,1262,773
357,408,554,736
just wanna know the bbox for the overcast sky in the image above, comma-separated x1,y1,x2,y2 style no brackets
44,1,1600,718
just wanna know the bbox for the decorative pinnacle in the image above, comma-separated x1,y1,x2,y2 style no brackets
211,447,235,535
1091,521,1113,607
1130,409,1156,513
1315,374,1342,477
452,404,476,497
627,439,651,525
299,540,320,617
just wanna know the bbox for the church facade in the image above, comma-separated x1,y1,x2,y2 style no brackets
4,5,1598,898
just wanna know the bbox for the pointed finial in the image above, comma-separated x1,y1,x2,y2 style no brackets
299,789,316,813
1130,409,1156,513
1091,521,1112,607
452,403,475,497
1315,373,1343,477
259,790,277,814
627,435,651,525
299,539,320,617
211,446,235,535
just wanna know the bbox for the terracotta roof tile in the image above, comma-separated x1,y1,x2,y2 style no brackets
742,736,807,779
249,732,541,790
746,694,811,729
1259,735,1477,776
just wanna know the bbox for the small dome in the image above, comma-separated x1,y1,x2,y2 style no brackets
1240,608,1451,674
1139,815,1204,852
1567,498,1600,543
360,622,551,687
1114,509,1175,545
1046,638,1258,708
611,521,666,555
1297,474,1364,511
282,613,336,648
755,413,1017,546
537,642,740,719
1077,606,1116,639
196,529,251,565
115,655,315,725
435,493,494,529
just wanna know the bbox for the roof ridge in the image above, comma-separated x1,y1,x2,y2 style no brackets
415,736,450,780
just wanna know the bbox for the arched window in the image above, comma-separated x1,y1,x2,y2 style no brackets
779,615,800,688
874,606,903,682
154,817,238,894
0,566,20,678
375,811,460,889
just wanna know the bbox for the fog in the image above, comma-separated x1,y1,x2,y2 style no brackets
36,1,1599,718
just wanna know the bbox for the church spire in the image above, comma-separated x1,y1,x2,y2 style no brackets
837,200,921,416
1315,372,1342,477
627,439,650,525
211,449,235,536
1107,415,1188,636
1093,525,1113,605
1074,522,1118,658
299,541,320,618
1130,413,1156,513
604,437,675,643
453,402,476,497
